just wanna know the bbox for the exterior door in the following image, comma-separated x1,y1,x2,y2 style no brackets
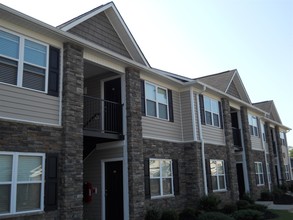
105,161,123,220
236,163,245,199
104,78,122,133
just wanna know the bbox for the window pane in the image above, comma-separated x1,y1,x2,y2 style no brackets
205,111,212,125
212,176,217,190
157,88,167,104
210,160,217,176
0,185,11,214
213,113,219,127
0,57,18,85
219,176,226,189
147,100,156,117
16,183,41,212
0,155,12,182
23,64,45,91
150,160,160,178
162,178,172,195
24,40,47,67
145,83,156,100
18,156,42,181
217,161,224,174
158,103,168,119
204,97,211,111
161,160,171,177
0,30,19,59
254,127,258,136
211,100,219,114
150,179,160,197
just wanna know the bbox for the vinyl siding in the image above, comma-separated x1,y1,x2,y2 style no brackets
84,147,123,220
202,125,225,145
142,90,182,141
0,83,59,125
180,91,193,141
251,135,263,150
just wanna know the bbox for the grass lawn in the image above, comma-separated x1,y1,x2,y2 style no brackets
270,210,293,220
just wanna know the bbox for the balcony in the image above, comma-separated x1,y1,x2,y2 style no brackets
232,128,242,151
83,95,123,140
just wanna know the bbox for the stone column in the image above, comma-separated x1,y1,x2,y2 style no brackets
265,122,277,187
222,98,239,201
275,126,286,183
240,106,256,197
125,67,145,220
60,43,84,219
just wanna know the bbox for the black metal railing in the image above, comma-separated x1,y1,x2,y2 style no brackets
83,96,123,135
232,128,242,150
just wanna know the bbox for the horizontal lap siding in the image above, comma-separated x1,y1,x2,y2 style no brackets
142,90,182,141
181,91,193,141
202,125,225,145
0,84,59,125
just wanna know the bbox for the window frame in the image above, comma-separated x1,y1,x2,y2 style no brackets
248,114,259,137
285,164,290,181
0,151,45,217
145,81,169,120
280,132,286,146
203,96,220,127
254,162,264,186
0,27,49,93
210,159,227,192
149,158,174,198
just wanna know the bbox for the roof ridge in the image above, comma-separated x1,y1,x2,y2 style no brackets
194,69,235,80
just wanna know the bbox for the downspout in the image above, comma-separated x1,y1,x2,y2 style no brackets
196,86,208,195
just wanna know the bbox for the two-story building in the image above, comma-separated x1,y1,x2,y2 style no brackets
0,2,291,220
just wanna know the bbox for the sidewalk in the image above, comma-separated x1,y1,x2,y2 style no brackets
256,201,293,212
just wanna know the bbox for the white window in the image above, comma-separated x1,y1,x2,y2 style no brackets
255,162,264,185
145,82,169,120
204,96,220,127
149,159,173,198
0,28,48,92
285,164,290,180
248,114,259,136
261,123,266,142
280,132,286,146
0,152,45,216
210,159,226,191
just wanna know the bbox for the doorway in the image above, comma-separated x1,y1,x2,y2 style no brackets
236,163,245,199
104,160,123,220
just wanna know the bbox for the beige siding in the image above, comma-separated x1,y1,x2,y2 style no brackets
0,84,59,125
142,90,182,141
84,147,123,220
202,125,225,145
251,135,263,150
181,91,193,141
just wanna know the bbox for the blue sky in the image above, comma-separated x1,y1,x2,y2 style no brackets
2,0,292,146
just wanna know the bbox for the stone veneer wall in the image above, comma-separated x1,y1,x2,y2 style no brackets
275,126,286,182
265,122,277,187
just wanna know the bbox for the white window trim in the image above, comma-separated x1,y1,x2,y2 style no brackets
248,114,259,137
255,162,264,186
149,158,174,199
0,27,49,93
0,151,45,217
280,132,286,146
210,159,227,192
145,81,169,121
204,96,220,128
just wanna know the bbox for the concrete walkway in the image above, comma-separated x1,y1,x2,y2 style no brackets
255,201,293,212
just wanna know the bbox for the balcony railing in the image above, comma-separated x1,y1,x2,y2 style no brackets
83,95,123,137
232,128,242,151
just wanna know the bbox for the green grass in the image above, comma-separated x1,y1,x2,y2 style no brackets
270,210,293,220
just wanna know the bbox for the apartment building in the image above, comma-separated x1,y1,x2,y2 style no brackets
0,2,291,220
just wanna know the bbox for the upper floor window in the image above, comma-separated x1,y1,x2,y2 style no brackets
248,114,258,137
210,159,226,191
204,96,220,127
280,132,286,146
254,162,264,186
0,29,49,92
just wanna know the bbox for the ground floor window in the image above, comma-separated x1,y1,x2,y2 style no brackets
254,162,264,186
210,159,226,191
0,152,45,216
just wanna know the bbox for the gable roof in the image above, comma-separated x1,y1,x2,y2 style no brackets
58,2,150,67
253,100,282,124
195,69,251,103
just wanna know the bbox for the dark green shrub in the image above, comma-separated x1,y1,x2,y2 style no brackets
161,210,178,220
259,190,273,201
289,181,293,192
232,209,263,220
236,200,250,210
273,193,293,204
221,203,238,214
179,208,197,220
197,194,221,211
248,204,267,212
145,208,160,220
242,193,255,204
279,183,288,192
197,212,234,220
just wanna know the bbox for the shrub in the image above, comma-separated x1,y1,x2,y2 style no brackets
197,212,234,220
259,190,273,201
273,193,293,204
242,193,255,204
221,203,238,214
145,208,160,220
232,209,263,220
179,208,197,220
236,200,250,210
197,194,221,212
288,181,293,192
161,210,178,220
248,204,267,212
279,183,288,192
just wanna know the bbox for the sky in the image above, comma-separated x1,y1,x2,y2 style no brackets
1,0,293,146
